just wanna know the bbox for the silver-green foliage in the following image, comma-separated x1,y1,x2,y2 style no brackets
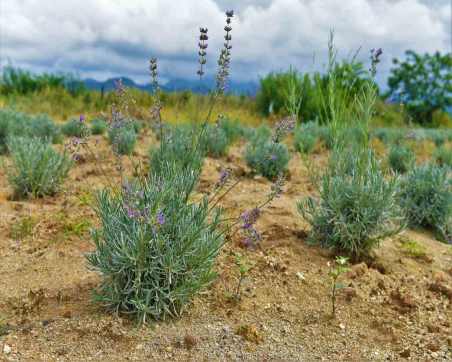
150,125,204,178
87,161,223,322
388,145,415,173
218,117,245,143
399,164,451,242
372,128,405,145
111,128,137,155
203,124,230,158
90,118,108,135
298,148,405,258
294,122,320,154
6,137,72,198
26,114,62,144
61,118,90,138
245,134,290,180
0,109,61,153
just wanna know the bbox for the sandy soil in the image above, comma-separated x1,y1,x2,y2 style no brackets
0,130,451,361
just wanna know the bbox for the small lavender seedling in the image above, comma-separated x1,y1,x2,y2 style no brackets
233,253,252,301
328,256,350,317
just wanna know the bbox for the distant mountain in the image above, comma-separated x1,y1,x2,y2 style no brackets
83,76,259,96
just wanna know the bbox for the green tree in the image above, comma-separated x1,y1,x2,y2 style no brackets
386,50,452,125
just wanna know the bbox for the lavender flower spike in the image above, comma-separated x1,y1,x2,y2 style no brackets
156,209,165,226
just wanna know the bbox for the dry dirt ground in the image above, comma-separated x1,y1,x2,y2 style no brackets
0,130,451,361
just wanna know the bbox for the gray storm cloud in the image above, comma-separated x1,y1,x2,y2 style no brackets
1,0,450,84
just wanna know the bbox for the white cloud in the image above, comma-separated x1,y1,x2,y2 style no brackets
0,0,450,84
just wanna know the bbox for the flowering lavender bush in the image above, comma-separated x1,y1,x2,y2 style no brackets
87,163,224,322
87,10,245,323
245,140,290,179
245,120,292,180
398,164,451,242
111,127,137,156
5,137,72,198
61,117,90,138
299,148,405,258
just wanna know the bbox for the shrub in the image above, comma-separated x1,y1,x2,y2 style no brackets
218,117,244,143
6,137,72,198
87,158,223,322
26,114,62,143
434,146,452,168
372,128,405,145
294,130,317,154
388,145,415,173
245,138,290,179
294,123,318,154
246,125,272,143
0,109,60,153
399,164,451,242
61,118,90,137
203,125,230,158
111,128,137,155
91,118,108,135
298,148,404,258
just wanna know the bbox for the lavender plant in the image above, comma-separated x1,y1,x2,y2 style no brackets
398,164,451,242
91,118,108,135
372,128,405,145
299,147,405,259
0,109,61,153
203,123,231,158
294,122,321,154
388,144,415,173
150,124,204,180
0,109,27,154
87,10,277,323
217,116,245,143
61,116,90,138
87,164,224,322
26,114,62,144
5,137,72,198
111,127,137,156
245,118,293,180
328,256,350,317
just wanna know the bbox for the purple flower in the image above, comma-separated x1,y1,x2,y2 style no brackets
270,154,277,161
272,116,296,143
156,210,165,225
216,168,230,188
79,114,85,122
125,205,140,219
241,208,260,230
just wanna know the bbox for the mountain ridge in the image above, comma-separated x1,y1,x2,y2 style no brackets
83,76,259,96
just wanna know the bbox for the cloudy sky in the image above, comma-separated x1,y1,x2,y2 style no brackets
1,0,450,86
